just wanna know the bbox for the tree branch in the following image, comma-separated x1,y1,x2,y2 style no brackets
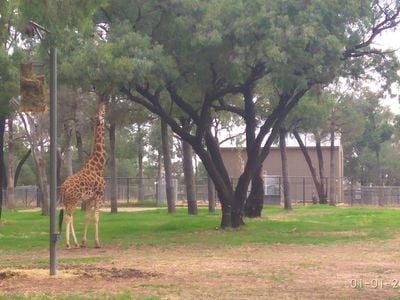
213,98,246,118
344,4,400,58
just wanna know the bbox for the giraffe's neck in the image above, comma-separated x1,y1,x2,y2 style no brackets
83,99,107,174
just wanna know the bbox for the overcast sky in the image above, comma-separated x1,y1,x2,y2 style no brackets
377,26,400,113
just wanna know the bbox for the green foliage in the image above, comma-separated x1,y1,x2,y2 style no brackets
18,0,107,47
0,49,20,116
1,206,400,253
343,90,395,184
286,88,336,132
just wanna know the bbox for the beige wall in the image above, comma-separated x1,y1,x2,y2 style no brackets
221,146,344,202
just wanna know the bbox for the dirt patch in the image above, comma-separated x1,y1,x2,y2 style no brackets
0,265,159,280
2,239,400,299
0,271,18,280
62,265,159,279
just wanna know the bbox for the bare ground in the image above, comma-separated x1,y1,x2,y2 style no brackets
2,237,400,299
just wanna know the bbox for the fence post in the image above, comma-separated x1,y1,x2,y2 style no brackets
303,177,306,206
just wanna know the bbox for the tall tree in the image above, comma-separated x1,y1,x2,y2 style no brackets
182,135,197,215
99,0,400,227
345,90,394,186
20,113,50,215
0,1,21,217
290,88,335,204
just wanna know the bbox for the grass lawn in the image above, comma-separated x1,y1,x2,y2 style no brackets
2,205,400,300
1,205,400,253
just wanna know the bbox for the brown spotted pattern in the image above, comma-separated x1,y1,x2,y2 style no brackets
59,99,107,249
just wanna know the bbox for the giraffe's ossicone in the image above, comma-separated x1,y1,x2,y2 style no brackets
59,96,107,249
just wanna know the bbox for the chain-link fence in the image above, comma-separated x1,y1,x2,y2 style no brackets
343,186,400,206
6,176,400,209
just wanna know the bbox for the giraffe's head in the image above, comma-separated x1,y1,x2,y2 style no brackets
94,97,107,128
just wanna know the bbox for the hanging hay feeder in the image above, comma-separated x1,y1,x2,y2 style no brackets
20,61,47,112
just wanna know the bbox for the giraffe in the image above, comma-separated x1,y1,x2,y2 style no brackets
59,95,107,249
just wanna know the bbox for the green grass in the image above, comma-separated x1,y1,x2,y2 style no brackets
1,205,400,253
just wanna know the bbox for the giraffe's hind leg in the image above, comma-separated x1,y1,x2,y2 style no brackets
81,204,93,247
94,208,101,248
69,215,80,248
65,213,72,249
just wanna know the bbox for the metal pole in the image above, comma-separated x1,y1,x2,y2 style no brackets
49,47,58,276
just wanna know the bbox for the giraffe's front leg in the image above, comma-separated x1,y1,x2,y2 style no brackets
65,214,72,249
81,206,93,247
94,209,101,248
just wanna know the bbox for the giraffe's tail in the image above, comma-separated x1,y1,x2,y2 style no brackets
58,208,64,233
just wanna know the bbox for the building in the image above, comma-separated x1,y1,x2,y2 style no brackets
220,145,344,204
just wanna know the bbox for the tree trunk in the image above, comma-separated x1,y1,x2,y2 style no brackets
161,120,175,213
315,136,327,204
109,123,118,213
280,128,291,210
20,113,50,215
232,172,252,227
57,148,62,188
137,123,144,202
0,116,5,219
293,130,325,205
6,117,15,211
244,167,264,217
207,175,215,213
76,129,84,166
14,148,31,187
182,139,197,214
64,147,73,176
190,138,234,228
243,85,264,218
329,122,336,206
76,129,87,211
62,119,74,180
35,154,50,215
376,150,382,186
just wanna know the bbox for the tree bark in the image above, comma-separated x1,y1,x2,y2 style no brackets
0,116,5,219
6,117,15,211
109,122,118,213
232,172,252,227
207,175,215,213
244,166,264,217
182,138,197,214
161,120,175,213
280,128,291,210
